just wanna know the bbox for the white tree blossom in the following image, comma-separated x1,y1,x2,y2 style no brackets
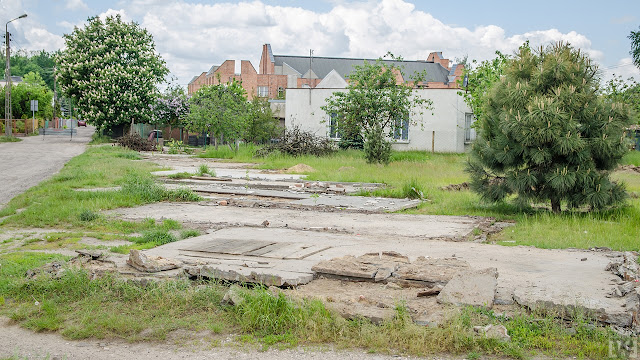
56,15,168,132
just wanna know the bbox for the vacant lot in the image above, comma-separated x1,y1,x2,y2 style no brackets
1,144,639,359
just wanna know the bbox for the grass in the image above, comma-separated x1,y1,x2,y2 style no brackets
0,135,22,143
198,143,257,160
0,140,638,358
167,171,193,179
194,145,640,252
622,151,640,166
88,133,112,145
0,255,630,358
196,164,216,177
0,146,199,249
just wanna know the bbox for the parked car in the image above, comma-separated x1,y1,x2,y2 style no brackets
77,120,87,127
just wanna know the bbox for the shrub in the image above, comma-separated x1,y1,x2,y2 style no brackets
117,134,155,152
363,126,392,164
256,126,336,157
78,209,99,222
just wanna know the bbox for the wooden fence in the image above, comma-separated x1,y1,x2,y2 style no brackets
0,119,43,136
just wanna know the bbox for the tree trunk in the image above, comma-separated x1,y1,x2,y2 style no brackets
551,198,561,213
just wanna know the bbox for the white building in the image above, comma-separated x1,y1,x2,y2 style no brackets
285,70,474,153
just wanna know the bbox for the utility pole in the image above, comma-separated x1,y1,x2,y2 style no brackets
4,26,11,136
53,64,58,128
4,14,28,137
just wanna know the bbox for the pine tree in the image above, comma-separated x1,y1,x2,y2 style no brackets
467,42,633,212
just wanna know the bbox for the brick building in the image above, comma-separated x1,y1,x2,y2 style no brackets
188,44,464,97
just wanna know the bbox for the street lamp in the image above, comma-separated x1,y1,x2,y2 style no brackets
5,13,28,137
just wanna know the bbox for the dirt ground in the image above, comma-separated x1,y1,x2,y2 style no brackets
0,316,457,360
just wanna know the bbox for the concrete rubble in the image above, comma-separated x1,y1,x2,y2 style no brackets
89,158,640,331
127,249,182,273
473,324,511,342
436,267,498,308
311,252,473,289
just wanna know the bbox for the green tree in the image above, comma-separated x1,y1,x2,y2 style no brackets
244,97,281,144
56,15,169,134
1,50,57,91
630,26,640,68
322,55,432,164
602,76,640,124
458,51,510,121
467,42,633,213
187,81,248,151
0,72,53,121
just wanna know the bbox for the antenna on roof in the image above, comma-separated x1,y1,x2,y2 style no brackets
309,49,314,81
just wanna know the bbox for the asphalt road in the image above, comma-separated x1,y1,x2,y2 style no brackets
0,126,94,208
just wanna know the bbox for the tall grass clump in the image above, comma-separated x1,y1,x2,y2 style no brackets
197,164,216,177
134,229,177,246
120,174,200,202
401,179,425,199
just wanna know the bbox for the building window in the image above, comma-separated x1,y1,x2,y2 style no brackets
393,117,409,141
257,86,269,97
329,113,340,139
465,113,476,143
277,87,285,99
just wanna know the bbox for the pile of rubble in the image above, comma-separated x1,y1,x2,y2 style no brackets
311,252,498,308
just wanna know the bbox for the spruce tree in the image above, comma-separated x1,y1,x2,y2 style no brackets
467,42,633,212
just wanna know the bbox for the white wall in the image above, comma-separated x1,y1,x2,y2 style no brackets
285,88,472,153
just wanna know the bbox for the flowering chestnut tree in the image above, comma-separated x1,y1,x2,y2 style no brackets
56,15,168,133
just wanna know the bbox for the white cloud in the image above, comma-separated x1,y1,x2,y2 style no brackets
602,57,640,83
132,0,611,87
65,0,89,11
57,21,76,30
1,0,64,53
23,27,65,52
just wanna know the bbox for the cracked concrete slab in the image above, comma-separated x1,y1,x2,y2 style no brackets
123,207,638,327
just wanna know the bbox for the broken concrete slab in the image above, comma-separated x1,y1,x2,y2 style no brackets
494,286,515,305
391,257,471,287
292,194,422,212
437,268,498,308
512,287,637,327
113,203,640,329
111,203,480,240
127,249,182,273
221,284,245,306
185,264,313,287
605,251,639,281
312,255,379,280
473,324,510,342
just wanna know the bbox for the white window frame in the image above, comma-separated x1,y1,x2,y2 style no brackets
328,113,340,139
257,86,269,97
465,113,476,143
393,117,409,141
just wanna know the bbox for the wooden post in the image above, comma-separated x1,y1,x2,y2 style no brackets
431,131,435,153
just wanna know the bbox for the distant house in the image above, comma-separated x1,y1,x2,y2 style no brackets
286,69,474,153
0,76,23,86
189,44,474,152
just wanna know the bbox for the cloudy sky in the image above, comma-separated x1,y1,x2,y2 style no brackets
2,0,639,87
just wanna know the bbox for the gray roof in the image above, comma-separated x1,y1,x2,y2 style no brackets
1,76,23,83
207,65,219,76
273,55,450,83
